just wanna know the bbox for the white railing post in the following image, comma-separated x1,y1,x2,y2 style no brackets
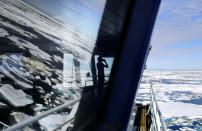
149,83,167,131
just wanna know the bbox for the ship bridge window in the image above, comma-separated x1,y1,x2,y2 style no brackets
0,0,134,130
95,55,113,82
0,0,132,130
0,0,107,130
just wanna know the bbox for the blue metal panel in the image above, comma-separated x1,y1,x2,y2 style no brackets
101,0,161,130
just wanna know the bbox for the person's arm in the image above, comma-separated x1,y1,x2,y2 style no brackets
103,59,108,68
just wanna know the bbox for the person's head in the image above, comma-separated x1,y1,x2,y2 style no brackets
98,56,102,62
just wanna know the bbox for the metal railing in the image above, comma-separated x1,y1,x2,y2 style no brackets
84,74,110,86
147,83,167,131
3,74,110,131
0,121,9,130
4,98,80,131
52,117,75,131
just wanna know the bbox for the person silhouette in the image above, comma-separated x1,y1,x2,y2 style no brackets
97,56,108,96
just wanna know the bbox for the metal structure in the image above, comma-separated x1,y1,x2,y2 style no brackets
0,122,9,130
147,84,167,131
127,83,167,131
100,0,161,130
4,99,80,131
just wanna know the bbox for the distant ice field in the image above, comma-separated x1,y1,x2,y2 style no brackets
137,71,202,130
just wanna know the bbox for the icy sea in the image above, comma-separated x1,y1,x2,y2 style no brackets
137,70,202,131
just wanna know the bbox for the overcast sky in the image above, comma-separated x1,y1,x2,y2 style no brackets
148,0,202,70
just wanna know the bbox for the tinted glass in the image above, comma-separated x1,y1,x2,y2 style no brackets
0,0,132,130
0,0,106,130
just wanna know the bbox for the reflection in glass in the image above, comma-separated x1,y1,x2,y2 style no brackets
0,0,108,130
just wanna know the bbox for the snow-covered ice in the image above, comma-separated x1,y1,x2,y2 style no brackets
137,70,202,130
0,27,9,37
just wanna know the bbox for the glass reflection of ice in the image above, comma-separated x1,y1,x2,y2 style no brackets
0,0,107,130
62,54,92,92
